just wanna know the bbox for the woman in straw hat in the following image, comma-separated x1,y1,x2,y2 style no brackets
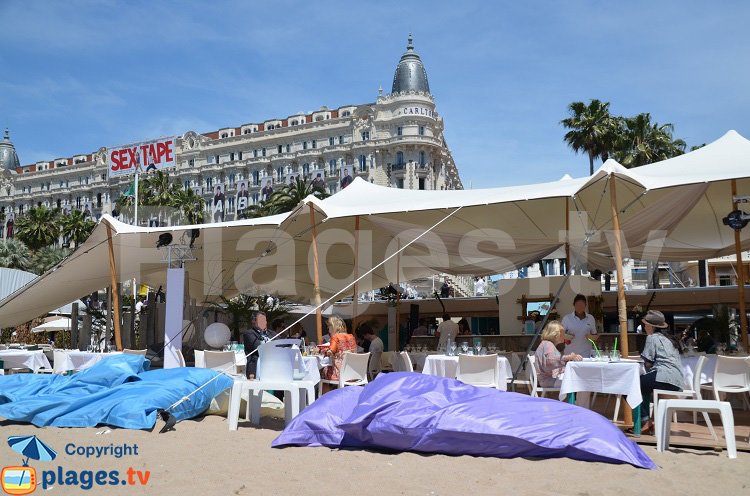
635,310,684,434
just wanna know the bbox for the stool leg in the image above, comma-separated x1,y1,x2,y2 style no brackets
228,381,242,431
719,404,737,459
250,390,262,424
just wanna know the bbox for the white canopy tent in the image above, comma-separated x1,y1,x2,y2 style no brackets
0,129,748,339
31,317,72,333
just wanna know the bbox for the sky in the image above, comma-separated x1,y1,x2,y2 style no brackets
1,0,748,188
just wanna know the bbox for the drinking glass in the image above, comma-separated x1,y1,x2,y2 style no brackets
609,350,621,362
474,344,482,356
460,341,469,354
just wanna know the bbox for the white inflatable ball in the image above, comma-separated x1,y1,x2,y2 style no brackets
204,322,231,349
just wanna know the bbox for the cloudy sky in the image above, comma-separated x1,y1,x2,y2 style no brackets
1,0,748,187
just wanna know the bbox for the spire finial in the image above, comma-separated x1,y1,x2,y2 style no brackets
378,85,383,96
3,128,8,141
407,33,414,51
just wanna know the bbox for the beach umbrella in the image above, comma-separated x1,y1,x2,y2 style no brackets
31,317,71,333
8,435,57,465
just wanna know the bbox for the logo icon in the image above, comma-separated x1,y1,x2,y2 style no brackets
2,436,57,495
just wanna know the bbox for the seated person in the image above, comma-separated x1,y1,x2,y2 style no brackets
637,310,683,434
457,318,472,336
534,320,582,388
323,316,357,381
411,318,430,336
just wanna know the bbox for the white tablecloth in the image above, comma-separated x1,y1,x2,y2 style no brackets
300,356,325,384
422,354,513,390
0,350,51,372
53,350,122,373
559,360,643,408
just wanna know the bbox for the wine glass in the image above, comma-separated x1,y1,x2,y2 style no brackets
460,341,469,354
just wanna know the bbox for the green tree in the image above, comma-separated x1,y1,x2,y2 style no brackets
248,177,329,218
31,246,70,274
60,209,96,248
207,294,292,341
141,170,179,206
561,99,620,175
614,113,686,168
14,205,60,251
0,238,32,270
170,187,206,225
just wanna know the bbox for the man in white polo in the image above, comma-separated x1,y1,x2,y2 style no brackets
436,313,459,350
562,294,598,357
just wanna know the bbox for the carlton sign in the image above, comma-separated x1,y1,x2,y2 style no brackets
107,137,176,178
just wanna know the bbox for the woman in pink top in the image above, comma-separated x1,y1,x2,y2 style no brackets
534,321,583,388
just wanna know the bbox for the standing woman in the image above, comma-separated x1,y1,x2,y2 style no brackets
637,310,683,434
323,316,357,382
562,294,598,357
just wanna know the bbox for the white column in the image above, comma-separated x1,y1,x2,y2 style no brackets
163,267,186,369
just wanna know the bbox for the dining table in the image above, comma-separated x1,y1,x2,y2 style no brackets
0,349,51,373
422,354,513,390
559,358,643,435
53,350,123,374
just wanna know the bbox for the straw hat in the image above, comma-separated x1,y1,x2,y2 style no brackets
641,310,668,329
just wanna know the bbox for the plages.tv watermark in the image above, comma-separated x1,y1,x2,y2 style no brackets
2,435,150,494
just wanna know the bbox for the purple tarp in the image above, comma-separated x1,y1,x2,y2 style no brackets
273,372,655,469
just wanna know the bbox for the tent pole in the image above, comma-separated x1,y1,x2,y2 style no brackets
351,216,360,331
309,205,323,345
106,223,123,351
731,180,749,349
395,239,401,350
610,176,633,429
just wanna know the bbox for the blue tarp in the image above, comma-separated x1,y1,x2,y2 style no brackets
0,354,233,429
273,372,656,469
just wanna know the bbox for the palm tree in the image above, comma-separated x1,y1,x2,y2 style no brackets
614,113,686,168
170,187,205,225
260,177,329,216
561,99,620,175
31,246,70,274
14,205,60,251
0,238,32,270
142,171,179,206
60,209,96,248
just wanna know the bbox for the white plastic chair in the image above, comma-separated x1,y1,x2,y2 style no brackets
399,351,414,373
318,352,370,396
457,354,499,388
228,341,313,429
656,399,736,458
701,356,750,410
527,354,561,398
175,349,186,367
506,352,532,393
203,350,237,374
194,350,205,368
381,351,396,372
654,355,716,436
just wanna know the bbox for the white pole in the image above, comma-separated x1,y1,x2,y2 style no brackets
134,172,139,227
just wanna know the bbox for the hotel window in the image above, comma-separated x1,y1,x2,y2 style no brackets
419,126,425,136
303,163,310,175
361,131,370,141
76,196,82,208
253,149,258,158
215,155,220,164
329,159,337,174
358,155,367,172
291,120,298,126
221,132,229,139
397,127,403,136
229,174,236,186
228,196,235,212
184,180,190,190
262,148,267,157
56,199,61,209
230,153,235,161
329,137,335,146
253,170,260,186
419,151,426,166
342,111,351,117
339,135,344,144
418,178,426,190
278,145,283,154
97,193,102,208
276,167,283,180
396,151,405,166
286,144,291,153
207,177,213,189
303,141,308,150
328,183,337,194
251,192,259,205
238,151,243,160
396,178,404,189
312,140,317,149
188,159,195,167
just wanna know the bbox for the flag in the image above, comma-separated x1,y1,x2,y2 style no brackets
123,181,136,197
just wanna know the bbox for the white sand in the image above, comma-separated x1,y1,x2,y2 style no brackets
1,415,747,496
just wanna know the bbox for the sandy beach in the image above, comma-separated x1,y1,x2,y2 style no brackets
1,414,747,496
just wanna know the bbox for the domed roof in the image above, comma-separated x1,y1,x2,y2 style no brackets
0,128,20,172
391,34,430,95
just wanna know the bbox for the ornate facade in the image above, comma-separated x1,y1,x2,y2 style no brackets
0,35,462,231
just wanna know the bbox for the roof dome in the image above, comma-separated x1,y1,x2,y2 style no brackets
0,128,20,172
391,34,430,95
